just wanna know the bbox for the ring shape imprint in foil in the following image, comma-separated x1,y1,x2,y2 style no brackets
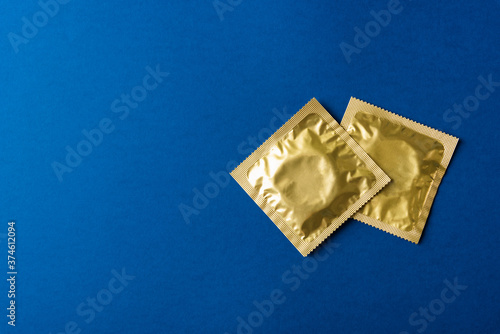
341,97,458,243
231,98,390,256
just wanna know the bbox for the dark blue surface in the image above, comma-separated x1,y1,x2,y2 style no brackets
1,0,499,333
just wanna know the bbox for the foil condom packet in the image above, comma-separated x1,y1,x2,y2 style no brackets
231,98,390,256
341,97,459,243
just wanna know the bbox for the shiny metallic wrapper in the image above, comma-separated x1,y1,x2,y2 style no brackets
231,98,390,256
341,98,459,243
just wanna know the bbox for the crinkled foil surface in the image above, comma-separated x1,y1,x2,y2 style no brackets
346,111,444,231
247,113,377,242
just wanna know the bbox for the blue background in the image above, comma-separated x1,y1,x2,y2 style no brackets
1,0,499,333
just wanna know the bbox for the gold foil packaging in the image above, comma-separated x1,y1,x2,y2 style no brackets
231,98,390,256
341,98,458,243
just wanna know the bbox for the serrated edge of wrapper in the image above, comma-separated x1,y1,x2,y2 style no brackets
340,97,459,244
230,98,391,256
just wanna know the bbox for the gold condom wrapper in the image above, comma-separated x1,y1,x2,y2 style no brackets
341,97,458,243
231,98,390,256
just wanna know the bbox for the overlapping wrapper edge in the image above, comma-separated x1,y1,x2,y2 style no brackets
340,97,459,244
231,98,391,256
